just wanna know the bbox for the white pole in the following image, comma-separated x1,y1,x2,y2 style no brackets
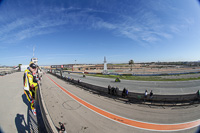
33,46,35,57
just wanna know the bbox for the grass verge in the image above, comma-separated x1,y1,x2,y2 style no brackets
86,74,200,81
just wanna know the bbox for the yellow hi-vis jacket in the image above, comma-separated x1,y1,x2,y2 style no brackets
23,69,38,91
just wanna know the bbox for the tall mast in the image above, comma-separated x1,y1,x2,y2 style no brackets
103,56,107,74
33,46,35,58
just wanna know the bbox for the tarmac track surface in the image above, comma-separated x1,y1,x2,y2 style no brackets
42,73,200,133
61,73,200,95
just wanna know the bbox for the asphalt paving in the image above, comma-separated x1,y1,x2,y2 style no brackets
1,72,200,133
41,73,200,133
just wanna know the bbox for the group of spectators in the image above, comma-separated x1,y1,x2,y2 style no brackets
144,90,153,102
107,85,154,101
107,85,119,96
107,85,128,98
144,90,154,99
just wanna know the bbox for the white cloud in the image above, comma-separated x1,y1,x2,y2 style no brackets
1,56,28,59
95,21,116,30
46,53,84,56
170,26,180,34
108,54,126,58
120,30,138,41
0,7,88,43
184,18,194,25
0,2,189,46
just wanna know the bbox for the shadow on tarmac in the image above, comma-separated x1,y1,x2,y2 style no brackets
15,114,30,133
0,126,4,133
195,126,200,133
15,94,38,133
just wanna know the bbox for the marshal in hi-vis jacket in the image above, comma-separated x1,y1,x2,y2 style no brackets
23,69,38,91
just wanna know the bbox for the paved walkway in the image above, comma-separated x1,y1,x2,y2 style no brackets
0,72,38,133
1,72,200,132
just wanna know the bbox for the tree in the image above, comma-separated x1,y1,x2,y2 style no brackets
129,60,134,71
18,64,22,71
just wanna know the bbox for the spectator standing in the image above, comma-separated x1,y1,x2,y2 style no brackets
197,90,200,98
144,90,148,102
108,85,111,94
125,89,128,98
77,79,81,84
150,90,153,99
144,90,148,98
115,87,119,96
122,88,128,98
111,87,115,95
23,63,40,116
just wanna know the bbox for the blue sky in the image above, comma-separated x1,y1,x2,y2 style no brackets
0,0,200,66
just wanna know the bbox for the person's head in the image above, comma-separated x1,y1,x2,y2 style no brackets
29,63,37,73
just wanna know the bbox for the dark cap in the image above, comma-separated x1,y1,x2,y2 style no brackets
30,63,37,69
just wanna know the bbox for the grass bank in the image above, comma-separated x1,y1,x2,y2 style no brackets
86,74,200,81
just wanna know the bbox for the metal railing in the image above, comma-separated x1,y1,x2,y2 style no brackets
0,69,19,76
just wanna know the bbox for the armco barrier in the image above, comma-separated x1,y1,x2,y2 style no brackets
37,84,58,133
0,70,19,76
48,71,200,106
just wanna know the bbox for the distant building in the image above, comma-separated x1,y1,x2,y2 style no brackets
20,65,29,72
31,58,38,65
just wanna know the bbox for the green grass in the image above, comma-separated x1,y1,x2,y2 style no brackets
86,74,200,81
163,72,200,76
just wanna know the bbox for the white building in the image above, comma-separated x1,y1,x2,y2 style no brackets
31,58,38,65
20,65,29,72
103,56,108,74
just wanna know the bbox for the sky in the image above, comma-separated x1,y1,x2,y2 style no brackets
0,0,200,66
